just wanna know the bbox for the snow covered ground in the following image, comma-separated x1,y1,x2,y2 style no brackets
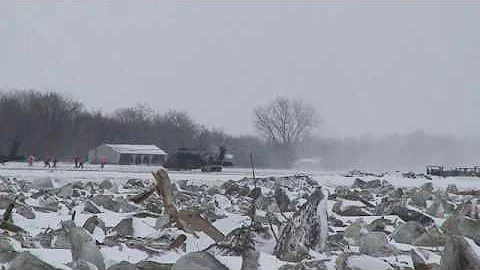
1,162,313,186
3,161,480,190
1,162,480,269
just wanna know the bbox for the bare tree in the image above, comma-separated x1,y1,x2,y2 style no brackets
0,89,295,168
254,97,318,166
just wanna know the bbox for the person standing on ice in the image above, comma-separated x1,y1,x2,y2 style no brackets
52,157,58,168
100,156,106,169
27,155,35,166
74,155,79,168
43,157,51,168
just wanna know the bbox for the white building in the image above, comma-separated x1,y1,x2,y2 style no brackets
88,143,167,165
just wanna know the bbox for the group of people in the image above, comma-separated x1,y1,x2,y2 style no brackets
26,155,106,169
27,155,59,168
73,156,84,169
43,157,58,168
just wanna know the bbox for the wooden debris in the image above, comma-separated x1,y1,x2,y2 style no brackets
176,210,225,242
0,203,25,233
274,187,328,262
130,168,226,242
3,203,14,222
168,234,187,251
129,187,156,204
152,170,177,218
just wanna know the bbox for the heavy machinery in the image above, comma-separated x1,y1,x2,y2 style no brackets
0,139,24,164
164,146,232,172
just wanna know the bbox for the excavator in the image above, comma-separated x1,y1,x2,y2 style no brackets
164,146,231,172
0,139,24,164
201,146,227,172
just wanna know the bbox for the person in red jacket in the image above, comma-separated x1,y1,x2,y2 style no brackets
27,155,35,166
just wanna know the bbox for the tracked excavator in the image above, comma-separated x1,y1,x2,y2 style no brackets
164,146,232,172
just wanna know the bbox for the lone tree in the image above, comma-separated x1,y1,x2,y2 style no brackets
254,97,318,167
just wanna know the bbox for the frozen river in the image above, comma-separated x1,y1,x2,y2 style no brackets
1,161,479,190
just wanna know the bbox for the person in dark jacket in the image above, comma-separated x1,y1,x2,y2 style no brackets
74,156,79,168
100,156,107,169
44,157,51,168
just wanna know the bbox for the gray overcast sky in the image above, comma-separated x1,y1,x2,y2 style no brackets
1,2,479,137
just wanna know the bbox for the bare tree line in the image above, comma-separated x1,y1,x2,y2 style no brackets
1,90,475,171
0,90,270,165
0,90,319,168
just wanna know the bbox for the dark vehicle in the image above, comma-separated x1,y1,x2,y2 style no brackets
165,146,232,172
426,165,445,176
0,139,24,164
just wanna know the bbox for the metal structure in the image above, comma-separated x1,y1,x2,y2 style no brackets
88,144,167,165
426,165,480,177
